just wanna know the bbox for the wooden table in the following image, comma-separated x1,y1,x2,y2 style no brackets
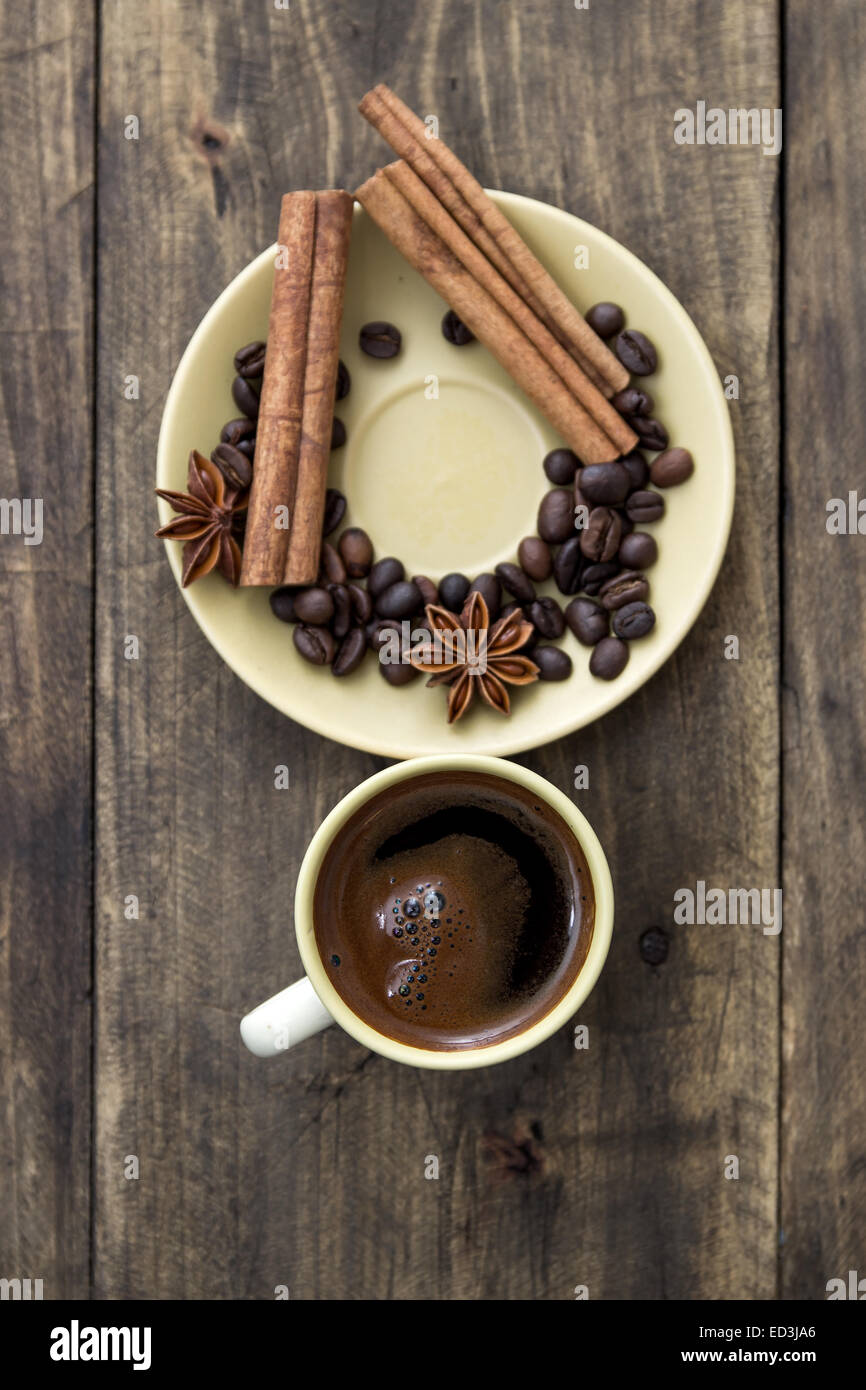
2,0,863,1301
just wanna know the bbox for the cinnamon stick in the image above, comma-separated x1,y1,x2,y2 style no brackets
359,83,629,398
241,191,316,586
355,169,618,463
384,160,636,459
285,191,353,584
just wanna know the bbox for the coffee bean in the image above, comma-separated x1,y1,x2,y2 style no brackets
538,488,575,544
553,536,584,595
332,627,367,676
367,617,402,652
220,417,256,448
581,561,619,595
543,448,580,485
579,460,631,506
573,482,595,521
441,309,474,345
632,416,669,452
335,359,351,400
338,527,373,578
320,541,347,586
368,556,405,597
534,645,573,681
625,490,665,523
293,624,335,666
236,437,256,459
360,320,401,358
380,660,418,686
231,375,260,418
617,508,634,536
234,341,266,378
565,596,609,646
614,329,658,376
611,386,654,417
466,573,501,619
329,584,352,639
517,536,552,582
620,449,649,492
348,583,372,624
640,927,669,965
585,302,625,339
612,601,656,639
617,531,658,569
269,587,298,623
600,570,650,611
331,418,347,450
293,586,335,626
580,506,622,562
650,446,694,488
438,572,470,612
376,579,423,619
412,574,439,608
495,561,535,605
210,442,252,490
528,595,565,639
322,488,347,536
590,635,630,680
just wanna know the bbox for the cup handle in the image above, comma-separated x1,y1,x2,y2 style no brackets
240,977,334,1057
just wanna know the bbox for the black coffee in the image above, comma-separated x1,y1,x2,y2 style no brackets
313,771,594,1051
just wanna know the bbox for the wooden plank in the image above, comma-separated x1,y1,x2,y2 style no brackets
95,0,780,1298
0,1,94,1298
780,0,866,1300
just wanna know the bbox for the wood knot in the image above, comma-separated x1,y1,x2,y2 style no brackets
481,1122,544,1183
190,114,231,165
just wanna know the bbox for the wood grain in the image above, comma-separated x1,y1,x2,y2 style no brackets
0,0,94,1298
92,0,781,1300
780,0,866,1300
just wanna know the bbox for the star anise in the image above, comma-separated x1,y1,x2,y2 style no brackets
155,450,249,587
410,590,538,723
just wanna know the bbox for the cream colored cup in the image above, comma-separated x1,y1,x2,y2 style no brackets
240,754,614,1070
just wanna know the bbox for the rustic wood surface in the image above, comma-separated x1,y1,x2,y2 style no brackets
0,0,861,1300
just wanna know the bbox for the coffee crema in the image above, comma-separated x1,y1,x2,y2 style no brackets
313,771,595,1050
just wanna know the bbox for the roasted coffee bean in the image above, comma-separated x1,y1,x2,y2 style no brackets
234,341,266,379
538,488,576,544
438,572,470,612
553,536,584,595
269,587,297,624
441,309,474,345
413,574,439,608
495,561,535,605
231,375,260,418
590,635,630,680
631,416,668,452
614,329,658,376
348,583,373,624
320,540,347,586
534,645,573,681
376,579,423,619
640,927,669,966
613,601,656,640
585,301,625,339
236,437,256,459
322,488,347,536
579,460,631,506
617,508,634,536
620,449,649,492
360,320,401,358
220,417,256,448
338,527,373,578
543,448,580,485
466,572,501,619
368,556,405,597
625,490,665,523
331,417,347,450
581,561,619,595
573,482,595,520
335,359,351,400
517,535,552,582
650,446,694,488
293,624,335,666
580,506,622,562
367,617,402,652
565,596,609,646
528,595,565,639
211,442,253,490
380,660,418,686
332,627,367,677
293,586,335,626
618,531,658,569
600,570,650,611
329,584,352,639
611,386,654,418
